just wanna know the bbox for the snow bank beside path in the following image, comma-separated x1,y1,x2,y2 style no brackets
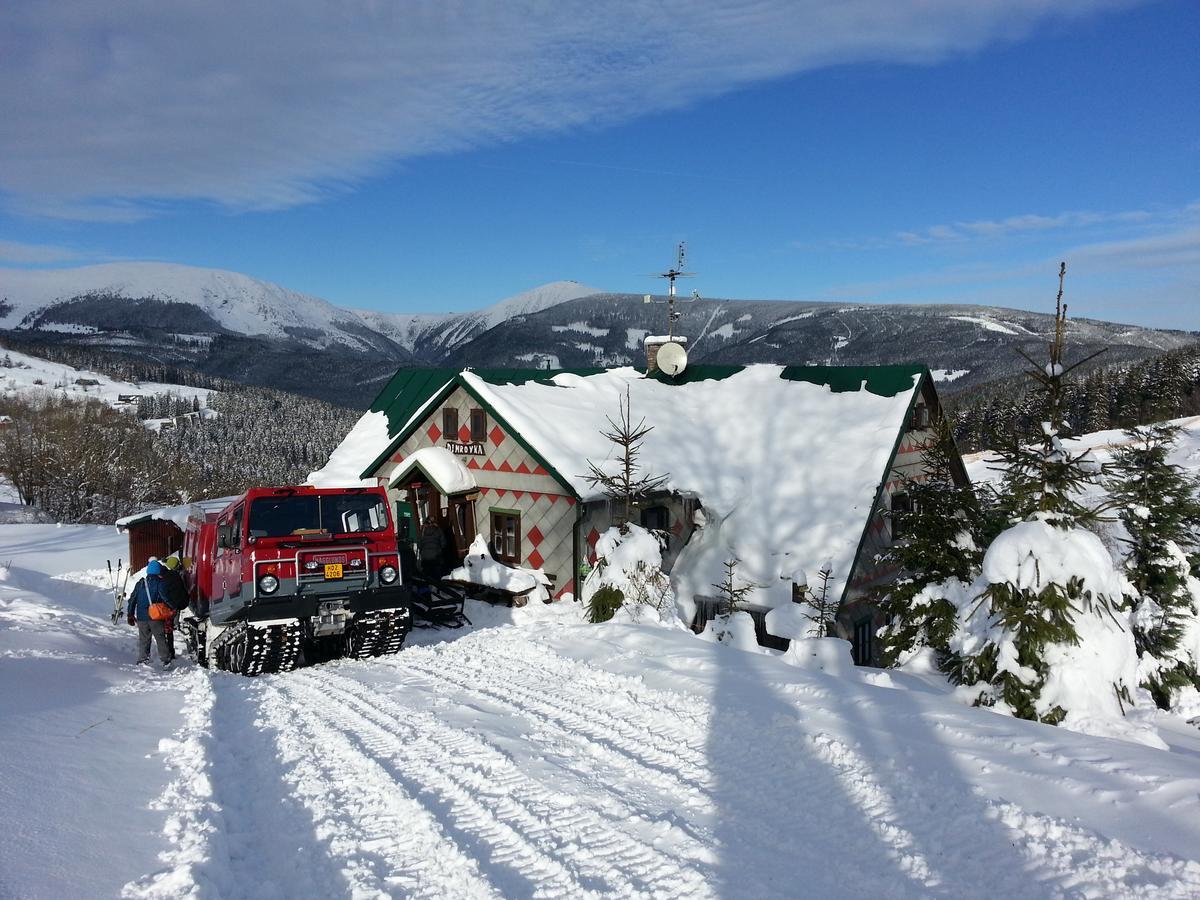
0,525,190,900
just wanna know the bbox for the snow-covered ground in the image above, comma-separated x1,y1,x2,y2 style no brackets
964,415,1200,487
3,523,1200,898
0,347,215,409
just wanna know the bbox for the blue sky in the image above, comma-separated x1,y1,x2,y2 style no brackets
1,1,1197,328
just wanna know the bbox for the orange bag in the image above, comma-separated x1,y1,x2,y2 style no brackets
148,601,174,621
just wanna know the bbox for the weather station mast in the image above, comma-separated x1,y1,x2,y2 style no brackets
645,241,699,341
643,242,697,377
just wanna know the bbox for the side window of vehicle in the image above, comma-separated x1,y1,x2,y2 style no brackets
231,506,244,548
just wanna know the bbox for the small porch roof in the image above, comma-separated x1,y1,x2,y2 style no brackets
388,446,477,496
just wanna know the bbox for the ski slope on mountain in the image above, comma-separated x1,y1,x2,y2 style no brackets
3,522,1200,899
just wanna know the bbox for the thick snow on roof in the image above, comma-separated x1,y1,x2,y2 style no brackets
116,496,235,531
308,410,391,488
388,447,477,495
464,365,920,608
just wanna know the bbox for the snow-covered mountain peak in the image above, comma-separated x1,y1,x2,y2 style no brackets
0,261,351,340
477,280,600,329
0,264,601,356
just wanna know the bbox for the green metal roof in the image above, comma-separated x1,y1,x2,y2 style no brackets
368,367,459,434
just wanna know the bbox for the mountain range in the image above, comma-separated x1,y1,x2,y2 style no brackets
2,262,1195,407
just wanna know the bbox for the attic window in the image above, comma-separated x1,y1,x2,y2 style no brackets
442,408,458,441
909,405,930,430
470,408,487,443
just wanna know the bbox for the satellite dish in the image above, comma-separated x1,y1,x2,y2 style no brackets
656,341,688,377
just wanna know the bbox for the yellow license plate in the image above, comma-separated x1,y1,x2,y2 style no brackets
324,563,343,580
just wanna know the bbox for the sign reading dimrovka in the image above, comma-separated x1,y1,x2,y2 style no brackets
445,440,485,456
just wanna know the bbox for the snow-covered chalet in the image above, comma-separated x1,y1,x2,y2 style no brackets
310,356,965,664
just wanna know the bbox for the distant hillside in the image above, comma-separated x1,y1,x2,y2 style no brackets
2,262,1194,406
445,292,1197,393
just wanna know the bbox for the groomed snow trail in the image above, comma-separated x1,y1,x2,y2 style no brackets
128,625,1200,899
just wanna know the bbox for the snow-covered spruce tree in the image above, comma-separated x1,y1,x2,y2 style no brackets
1106,424,1200,708
582,387,668,525
877,416,987,666
583,524,674,624
580,389,672,621
944,264,1143,730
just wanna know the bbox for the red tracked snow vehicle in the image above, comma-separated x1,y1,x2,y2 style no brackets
179,485,411,675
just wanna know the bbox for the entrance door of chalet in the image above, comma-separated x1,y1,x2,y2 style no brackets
404,483,474,569
446,496,476,559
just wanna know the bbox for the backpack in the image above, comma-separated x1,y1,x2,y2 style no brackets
162,570,190,612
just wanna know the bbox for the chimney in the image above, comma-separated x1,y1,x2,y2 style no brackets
645,335,687,374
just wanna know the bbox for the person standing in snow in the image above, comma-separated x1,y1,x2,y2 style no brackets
160,556,190,658
127,559,173,668
418,520,447,578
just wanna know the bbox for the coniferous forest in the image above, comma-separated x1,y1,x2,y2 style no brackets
948,341,1200,453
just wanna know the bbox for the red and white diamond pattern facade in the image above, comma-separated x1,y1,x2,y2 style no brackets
373,386,579,599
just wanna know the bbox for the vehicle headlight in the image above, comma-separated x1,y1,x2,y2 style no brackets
378,565,398,585
258,574,280,594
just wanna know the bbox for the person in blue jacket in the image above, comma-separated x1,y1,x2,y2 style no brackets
127,559,173,667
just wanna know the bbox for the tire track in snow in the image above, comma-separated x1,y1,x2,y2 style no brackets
384,639,947,897
929,718,1175,794
286,667,713,899
255,677,501,900
397,640,716,807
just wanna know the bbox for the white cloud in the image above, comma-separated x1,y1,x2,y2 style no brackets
0,239,96,264
895,208,1153,244
1068,227,1200,270
0,0,1140,219
818,216,1200,328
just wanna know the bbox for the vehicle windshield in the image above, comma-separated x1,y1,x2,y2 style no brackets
247,494,389,538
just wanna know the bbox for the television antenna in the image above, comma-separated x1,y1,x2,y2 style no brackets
643,242,699,340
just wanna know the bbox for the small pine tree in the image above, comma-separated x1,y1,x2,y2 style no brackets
709,557,757,642
582,387,669,524
877,416,987,666
800,564,838,638
712,557,756,611
1107,423,1200,708
990,267,1106,528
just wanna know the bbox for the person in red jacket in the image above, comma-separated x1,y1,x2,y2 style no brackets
127,559,173,668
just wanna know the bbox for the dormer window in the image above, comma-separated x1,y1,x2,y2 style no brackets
470,408,487,443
